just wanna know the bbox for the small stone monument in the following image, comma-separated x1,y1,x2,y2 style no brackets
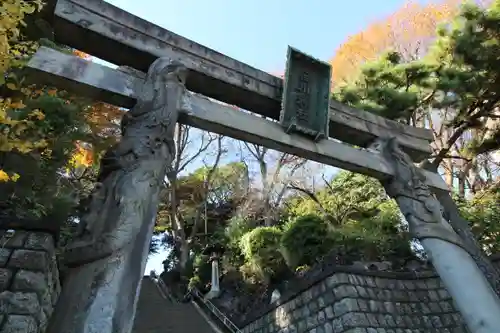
202,244,225,300
270,289,281,304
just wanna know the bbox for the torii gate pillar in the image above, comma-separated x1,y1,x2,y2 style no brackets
377,138,500,333
46,59,188,333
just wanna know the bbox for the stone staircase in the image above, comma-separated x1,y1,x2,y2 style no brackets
132,276,217,333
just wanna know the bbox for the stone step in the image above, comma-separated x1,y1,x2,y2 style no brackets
132,277,216,333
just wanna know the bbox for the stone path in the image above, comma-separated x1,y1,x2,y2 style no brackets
132,277,216,333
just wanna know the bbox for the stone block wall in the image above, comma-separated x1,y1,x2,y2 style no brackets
0,229,61,333
241,272,467,333
237,257,500,333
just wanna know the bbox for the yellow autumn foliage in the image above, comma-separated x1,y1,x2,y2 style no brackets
0,0,46,181
1,0,125,182
0,169,19,182
68,141,94,168
0,99,47,150
0,0,44,77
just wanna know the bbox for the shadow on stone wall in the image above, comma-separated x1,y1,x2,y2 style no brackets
219,255,500,333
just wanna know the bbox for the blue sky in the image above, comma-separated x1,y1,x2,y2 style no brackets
104,0,424,74
99,0,424,274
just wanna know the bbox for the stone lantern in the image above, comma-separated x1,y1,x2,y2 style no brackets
202,244,225,300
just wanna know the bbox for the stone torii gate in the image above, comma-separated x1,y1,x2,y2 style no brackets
24,0,500,332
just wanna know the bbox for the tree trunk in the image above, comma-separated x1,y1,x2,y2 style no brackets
444,160,454,188
179,241,190,270
46,59,188,333
258,156,274,226
458,169,466,198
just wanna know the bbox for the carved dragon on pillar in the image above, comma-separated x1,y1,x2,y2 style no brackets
63,58,188,268
375,137,500,297
46,58,191,333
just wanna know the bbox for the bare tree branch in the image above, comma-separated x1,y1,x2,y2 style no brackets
287,182,339,225
188,135,225,239
177,127,216,173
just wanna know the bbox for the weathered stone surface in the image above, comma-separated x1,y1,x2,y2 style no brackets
0,315,38,333
24,233,54,253
7,250,47,272
2,231,28,249
233,262,500,333
11,271,47,294
0,291,40,315
0,249,11,267
48,253,61,305
46,58,187,333
240,267,478,333
0,269,12,291
0,230,60,333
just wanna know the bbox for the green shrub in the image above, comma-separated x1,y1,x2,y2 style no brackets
281,214,335,268
192,254,212,283
183,253,212,292
226,216,254,244
239,226,286,283
329,226,413,262
330,227,381,260
188,275,202,291
460,190,500,254
223,216,256,267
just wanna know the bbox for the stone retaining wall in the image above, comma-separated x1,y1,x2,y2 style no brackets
241,273,464,333
240,257,500,333
0,229,61,333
